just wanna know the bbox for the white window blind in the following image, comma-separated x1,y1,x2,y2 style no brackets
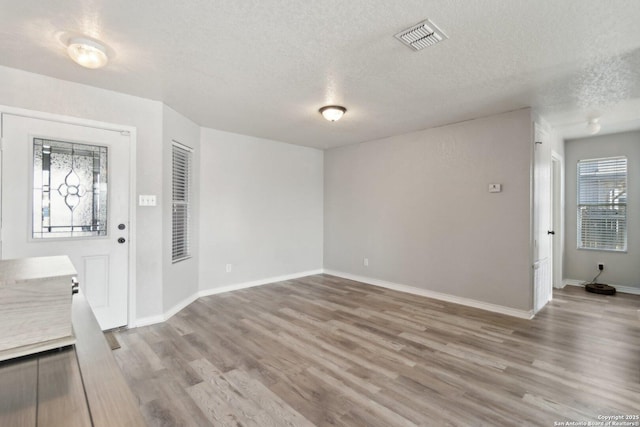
577,156,627,251
172,142,192,262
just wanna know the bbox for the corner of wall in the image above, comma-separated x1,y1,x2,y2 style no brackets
160,105,201,314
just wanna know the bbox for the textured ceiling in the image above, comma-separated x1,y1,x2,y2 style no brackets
0,0,639,148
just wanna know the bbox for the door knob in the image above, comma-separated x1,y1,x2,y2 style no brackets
547,230,555,235
118,223,126,230
118,237,126,244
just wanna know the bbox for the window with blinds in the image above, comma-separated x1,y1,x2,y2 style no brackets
172,142,193,262
577,156,627,251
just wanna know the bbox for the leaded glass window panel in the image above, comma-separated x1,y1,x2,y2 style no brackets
33,138,108,238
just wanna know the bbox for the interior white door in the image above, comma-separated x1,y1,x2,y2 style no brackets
533,125,553,313
551,155,563,288
1,114,129,330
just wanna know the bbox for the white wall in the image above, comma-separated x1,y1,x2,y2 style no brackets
0,65,164,320
533,113,565,158
324,109,534,311
199,128,323,290
162,105,201,312
564,130,640,290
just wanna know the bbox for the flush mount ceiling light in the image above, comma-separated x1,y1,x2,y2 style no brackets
587,117,601,135
67,37,109,69
319,105,347,122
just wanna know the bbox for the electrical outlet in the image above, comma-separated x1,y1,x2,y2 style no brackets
363,258,369,267
225,264,232,273
598,263,604,271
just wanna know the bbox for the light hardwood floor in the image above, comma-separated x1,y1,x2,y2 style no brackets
115,274,640,426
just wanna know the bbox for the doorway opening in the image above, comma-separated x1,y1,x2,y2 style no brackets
551,152,563,288
0,109,137,329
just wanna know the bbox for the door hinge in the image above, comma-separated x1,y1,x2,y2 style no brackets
0,137,3,150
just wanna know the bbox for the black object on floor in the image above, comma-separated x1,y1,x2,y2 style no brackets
585,283,616,295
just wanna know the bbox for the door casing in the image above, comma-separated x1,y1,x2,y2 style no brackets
551,152,564,289
0,105,138,327
532,123,554,313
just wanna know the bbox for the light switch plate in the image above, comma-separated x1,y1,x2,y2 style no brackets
139,195,157,206
488,184,502,193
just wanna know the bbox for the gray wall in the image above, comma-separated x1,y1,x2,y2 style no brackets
0,64,542,319
324,109,534,311
199,128,324,290
162,105,201,311
564,131,640,290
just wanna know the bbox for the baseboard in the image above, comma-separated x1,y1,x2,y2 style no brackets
563,279,584,287
133,293,200,328
563,278,640,295
165,293,201,320
323,269,534,319
198,269,323,298
133,269,323,327
133,314,165,328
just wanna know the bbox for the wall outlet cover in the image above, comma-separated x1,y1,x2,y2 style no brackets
488,183,502,193
138,195,157,206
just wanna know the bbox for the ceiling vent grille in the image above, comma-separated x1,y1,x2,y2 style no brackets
395,19,448,51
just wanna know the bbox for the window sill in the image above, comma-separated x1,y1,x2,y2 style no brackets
576,247,627,254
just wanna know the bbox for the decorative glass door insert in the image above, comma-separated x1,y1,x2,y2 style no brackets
33,138,108,238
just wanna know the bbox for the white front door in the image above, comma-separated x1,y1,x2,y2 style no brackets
1,114,130,330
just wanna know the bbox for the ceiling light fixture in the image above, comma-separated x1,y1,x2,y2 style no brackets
587,117,601,135
319,105,346,122
67,37,109,69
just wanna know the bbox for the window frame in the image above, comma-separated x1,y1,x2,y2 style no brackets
171,141,193,263
31,136,110,240
576,156,627,252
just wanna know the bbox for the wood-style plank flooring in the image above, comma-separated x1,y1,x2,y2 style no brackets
115,274,640,426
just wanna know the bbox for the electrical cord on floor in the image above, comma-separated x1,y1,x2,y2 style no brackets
587,270,602,285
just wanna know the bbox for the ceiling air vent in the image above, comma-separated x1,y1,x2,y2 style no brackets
395,19,448,51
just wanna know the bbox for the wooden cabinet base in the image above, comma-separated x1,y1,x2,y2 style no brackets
0,256,76,358
0,334,76,362
0,293,145,427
